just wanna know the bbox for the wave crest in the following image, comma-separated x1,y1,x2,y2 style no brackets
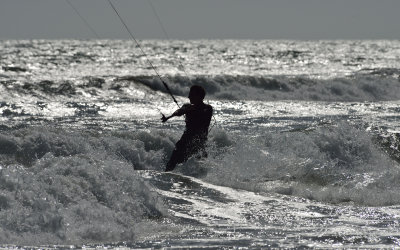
0,127,174,245
2,71,400,102
192,122,400,206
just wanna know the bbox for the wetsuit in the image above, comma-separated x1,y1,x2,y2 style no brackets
165,103,213,171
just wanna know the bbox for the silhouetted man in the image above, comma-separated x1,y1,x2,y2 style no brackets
162,85,213,172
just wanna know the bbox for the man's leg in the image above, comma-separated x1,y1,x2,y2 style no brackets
165,135,206,172
165,147,186,172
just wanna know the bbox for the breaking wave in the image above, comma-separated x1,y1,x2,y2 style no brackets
0,127,175,245
129,72,400,101
2,72,400,102
178,122,400,207
1,121,400,245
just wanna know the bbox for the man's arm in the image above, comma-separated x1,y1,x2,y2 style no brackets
161,104,190,123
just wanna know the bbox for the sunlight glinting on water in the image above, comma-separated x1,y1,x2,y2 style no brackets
1,39,400,248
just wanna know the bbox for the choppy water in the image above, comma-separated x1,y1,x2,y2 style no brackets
1,39,400,248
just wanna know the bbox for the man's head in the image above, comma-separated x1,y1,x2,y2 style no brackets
188,85,206,104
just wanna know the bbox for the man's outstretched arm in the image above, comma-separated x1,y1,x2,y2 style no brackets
161,104,190,123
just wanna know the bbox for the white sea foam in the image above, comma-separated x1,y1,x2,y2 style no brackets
6,124,398,244
0,127,174,245
176,122,400,207
124,74,400,101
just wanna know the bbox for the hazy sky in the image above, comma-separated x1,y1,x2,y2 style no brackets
1,0,400,40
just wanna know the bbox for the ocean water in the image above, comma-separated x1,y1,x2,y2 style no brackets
1,39,400,248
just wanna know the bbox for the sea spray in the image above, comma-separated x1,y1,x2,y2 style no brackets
0,127,174,245
188,122,400,206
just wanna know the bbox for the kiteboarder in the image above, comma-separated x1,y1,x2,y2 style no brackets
162,85,213,171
